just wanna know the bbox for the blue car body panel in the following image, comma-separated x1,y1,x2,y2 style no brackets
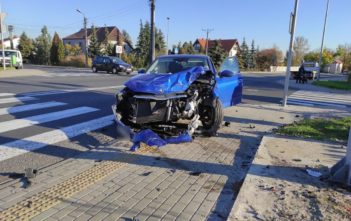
123,55,243,108
124,66,205,95
214,74,243,108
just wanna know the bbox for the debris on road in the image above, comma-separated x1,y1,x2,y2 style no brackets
130,129,192,151
224,121,231,127
306,169,322,178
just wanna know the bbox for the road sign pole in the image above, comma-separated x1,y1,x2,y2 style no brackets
330,128,351,186
0,8,6,71
282,0,299,107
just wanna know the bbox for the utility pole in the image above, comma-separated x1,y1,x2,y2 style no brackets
76,9,88,68
202,28,213,55
282,0,299,107
166,17,170,54
0,5,6,71
149,0,155,64
317,0,330,80
8,25,13,49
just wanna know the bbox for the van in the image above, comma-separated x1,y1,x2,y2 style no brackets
0,49,23,69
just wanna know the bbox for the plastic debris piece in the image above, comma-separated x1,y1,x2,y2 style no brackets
224,121,231,127
306,169,322,178
130,129,192,151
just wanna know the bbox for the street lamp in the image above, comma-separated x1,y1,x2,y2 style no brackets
166,17,170,54
76,9,88,68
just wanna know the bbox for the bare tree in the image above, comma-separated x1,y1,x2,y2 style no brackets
293,36,309,65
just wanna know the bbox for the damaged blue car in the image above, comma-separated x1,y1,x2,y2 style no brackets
112,54,243,138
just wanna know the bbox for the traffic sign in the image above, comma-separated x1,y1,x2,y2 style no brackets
116,45,123,54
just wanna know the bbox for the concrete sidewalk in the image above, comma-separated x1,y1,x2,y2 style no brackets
229,135,351,221
0,103,349,220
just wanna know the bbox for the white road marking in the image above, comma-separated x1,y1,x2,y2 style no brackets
21,85,124,97
287,90,351,108
0,101,67,116
0,107,98,133
0,115,114,161
0,96,37,104
0,93,15,97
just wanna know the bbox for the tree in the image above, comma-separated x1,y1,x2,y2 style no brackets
134,20,167,67
304,51,319,62
18,32,34,61
240,38,249,70
122,29,133,47
177,41,195,54
208,40,226,70
335,44,351,71
248,40,257,69
50,32,64,65
88,25,101,58
256,48,283,71
34,26,51,65
293,36,309,65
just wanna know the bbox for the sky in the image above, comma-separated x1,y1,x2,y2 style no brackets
1,0,350,52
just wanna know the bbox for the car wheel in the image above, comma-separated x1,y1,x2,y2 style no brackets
201,98,223,136
92,66,98,73
112,68,117,74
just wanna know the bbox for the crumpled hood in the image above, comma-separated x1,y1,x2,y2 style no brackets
124,66,205,94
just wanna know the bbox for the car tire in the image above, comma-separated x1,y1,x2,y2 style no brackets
112,68,117,74
201,98,223,136
92,66,98,73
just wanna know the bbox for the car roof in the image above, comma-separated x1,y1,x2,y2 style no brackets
157,54,210,60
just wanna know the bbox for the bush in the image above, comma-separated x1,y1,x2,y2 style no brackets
60,55,91,68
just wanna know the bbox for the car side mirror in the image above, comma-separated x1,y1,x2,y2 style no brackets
138,69,146,74
219,70,235,77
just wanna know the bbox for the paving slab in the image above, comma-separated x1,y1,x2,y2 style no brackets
0,103,349,220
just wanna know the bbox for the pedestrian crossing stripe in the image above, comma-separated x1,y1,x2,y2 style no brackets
0,115,114,162
0,107,98,134
287,90,351,108
0,96,37,105
0,93,15,97
0,101,66,116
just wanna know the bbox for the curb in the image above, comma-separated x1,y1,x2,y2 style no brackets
228,135,268,220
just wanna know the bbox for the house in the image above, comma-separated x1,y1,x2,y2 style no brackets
63,26,132,54
323,60,343,74
0,36,20,49
193,38,239,57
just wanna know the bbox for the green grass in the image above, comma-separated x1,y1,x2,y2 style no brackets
276,117,351,142
312,80,351,90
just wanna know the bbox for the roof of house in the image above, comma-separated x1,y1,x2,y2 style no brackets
194,38,239,52
63,26,122,42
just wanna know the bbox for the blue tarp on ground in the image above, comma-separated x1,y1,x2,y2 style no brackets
130,129,192,151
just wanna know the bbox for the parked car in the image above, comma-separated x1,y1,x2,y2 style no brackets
0,50,23,69
112,54,243,138
92,56,132,74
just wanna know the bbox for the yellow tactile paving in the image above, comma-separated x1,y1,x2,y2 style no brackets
0,161,125,221
0,144,156,221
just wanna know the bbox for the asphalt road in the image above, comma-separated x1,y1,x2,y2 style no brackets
0,66,292,184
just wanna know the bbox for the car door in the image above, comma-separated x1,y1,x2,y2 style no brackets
94,57,103,70
214,57,243,108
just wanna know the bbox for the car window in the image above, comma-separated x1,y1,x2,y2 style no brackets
219,57,239,74
147,57,209,74
0,51,17,57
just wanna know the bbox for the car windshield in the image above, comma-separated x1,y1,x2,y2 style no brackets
146,57,209,74
0,51,17,57
111,57,125,64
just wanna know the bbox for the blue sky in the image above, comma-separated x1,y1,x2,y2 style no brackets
2,0,350,52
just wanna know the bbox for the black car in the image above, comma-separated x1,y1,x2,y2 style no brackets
92,56,132,74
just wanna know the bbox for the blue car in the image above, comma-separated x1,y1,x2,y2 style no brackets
113,54,243,137
92,56,132,74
